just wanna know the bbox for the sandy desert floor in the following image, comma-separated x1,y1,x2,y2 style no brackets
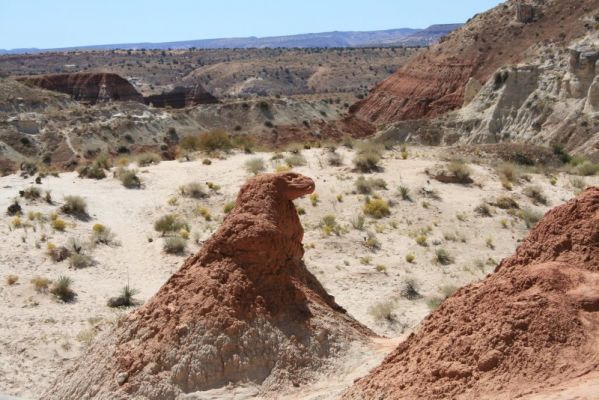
0,145,595,399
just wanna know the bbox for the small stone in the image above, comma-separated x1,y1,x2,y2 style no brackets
116,372,128,385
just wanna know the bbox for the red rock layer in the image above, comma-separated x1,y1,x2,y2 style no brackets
343,187,599,399
352,0,598,125
16,72,143,104
144,84,218,108
45,172,373,400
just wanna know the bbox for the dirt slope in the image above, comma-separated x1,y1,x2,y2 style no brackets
43,172,373,400
343,187,599,399
352,0,598,125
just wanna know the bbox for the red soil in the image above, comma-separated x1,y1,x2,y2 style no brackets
343,187,599,399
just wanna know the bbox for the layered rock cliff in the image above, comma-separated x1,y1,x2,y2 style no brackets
352,0,598,125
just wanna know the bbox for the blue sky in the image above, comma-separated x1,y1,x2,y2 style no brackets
0,1,503,49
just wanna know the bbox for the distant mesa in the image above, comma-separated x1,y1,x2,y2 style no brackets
15,72,218,108
343,187,599,399
44,172,373,399
16,72,143,105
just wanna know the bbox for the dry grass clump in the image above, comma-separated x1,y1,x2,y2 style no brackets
364,231,381,250
6,275,18,285
284,153,307,167
31,276,51,292
180,129,234,154
68,253,93,269
51,217,66,231
523,185,547,205
46,243,70,262
107,285,139,308
245,157,266,175
179,182,207,199
494,196,519,209
78,162,106,180
61,195,88,217
320,214,342,236
21,186,41,200
223,201,236,214
309,193,319,207
115,167,141,188
163,236,187,254
50,275,76,302
518,207,543,228
326,150,344,166
398,185,412,201
355,176,387,194
363,198,390,219
475,202,493,217
576,160,598,176
405,253,415,263
91,223,118,246
136,152,162,167
447,160,472,182
400,278,421,300
353,142,383,173
154,214,189,236
433,248,454,265
351,214,365,230
368,300,396,322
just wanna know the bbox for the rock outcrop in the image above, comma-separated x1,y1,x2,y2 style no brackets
144,84,219,108
343,187,599,399
44,172,373,400
16,72,143,104
351,0,597,125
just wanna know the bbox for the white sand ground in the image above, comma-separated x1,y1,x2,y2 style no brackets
0,146,595,399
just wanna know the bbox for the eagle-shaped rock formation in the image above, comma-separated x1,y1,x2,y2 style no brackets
45,172,373,399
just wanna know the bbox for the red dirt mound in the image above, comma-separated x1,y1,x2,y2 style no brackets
351,0,597,125
45,172,373,400
343,187,599,399
16,72,143,104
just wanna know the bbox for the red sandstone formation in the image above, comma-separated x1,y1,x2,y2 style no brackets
16,72,143,104
343,187,599,399
351,0,597,125
144,84,219,108
45,172,372,400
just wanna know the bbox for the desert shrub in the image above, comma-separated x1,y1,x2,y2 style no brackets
51,218,66,231
497,162,521,183
552,144,571,164
355,176,387,194
523,185,547,205
351,214,365,230
61,195,88,216
285,153,307,167
440,284,458,298
576,161,598,176
368,300,395,321
364,231,381,250
353,143,383,173
22,186,41,200
11,216,22,228
50,275,75,302
327,151,343,166
296,206,306,215
446,160,472,183
569,176,587,191
405,253,415,263
78,163,106,180
475,202,493,217
179,182,207,199
519,207,543,228
398,185,411,201
426,296,444,310
363,198,390,219
223,201,235,214
206,182,220,191
91,223,117,245
6,275,18,285
46,243,70,262
107,285,139,308
494,196,519,209
320,214,341,236
186,129,233,153
375,264,387,273
415,235,427,247
164,236,187,254
245,158,265,175
116,167,141,188
433,248,453,265
309,193,319,207
31,276,51,292
68,253,93,269
7,200,22,216
400,278,421,300
154,214,188,236
136,152,161,167
202,158,212,165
